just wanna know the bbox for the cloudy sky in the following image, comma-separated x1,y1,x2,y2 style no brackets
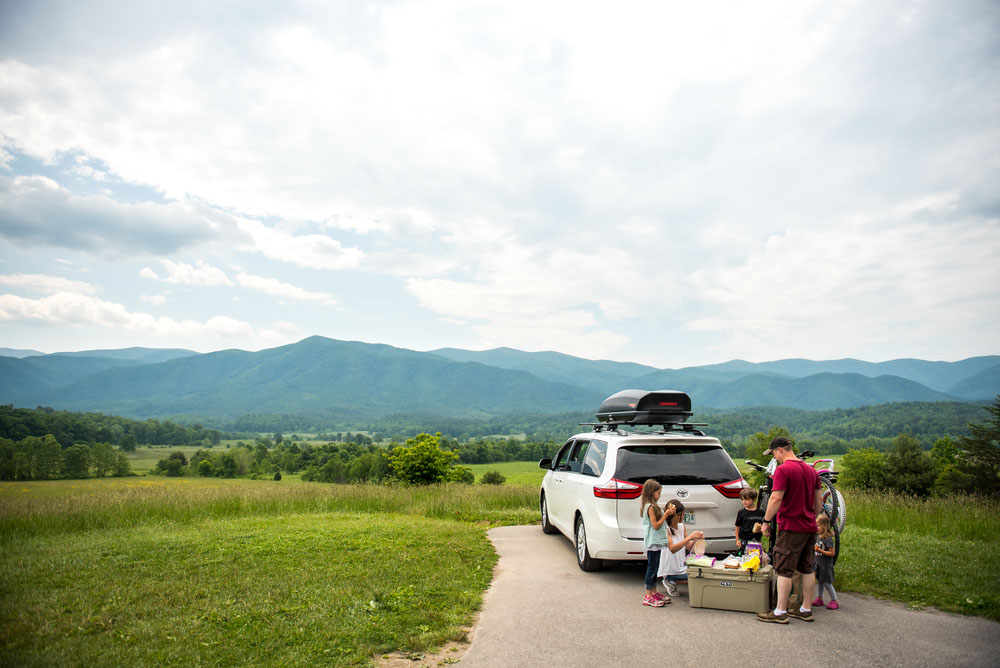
0,0,997,368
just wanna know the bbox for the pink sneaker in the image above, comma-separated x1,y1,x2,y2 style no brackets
643,594,666,607
826,600,839,610
812,597,825,607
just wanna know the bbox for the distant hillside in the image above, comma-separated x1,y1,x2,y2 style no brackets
0,347,44,358
13,337,602,420
2,337,995,425
948,364,1000,401
697,356,1000,393
431,346,658,393
0,355,143,397
48,347,198,364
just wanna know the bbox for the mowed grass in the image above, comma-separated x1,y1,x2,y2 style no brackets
468,461,547,486
2,513,494,667
127,445,214,473
0,478,536,667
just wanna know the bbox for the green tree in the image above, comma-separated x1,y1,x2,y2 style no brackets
112,453,132,477
33,435,63,480
953,396,1000,496
841,447,888,490
90,442,116,478
885,432,936,495
743,426,793,488
119,433,137,452
387,432,458,484
448,465,474,484
62,444,91,479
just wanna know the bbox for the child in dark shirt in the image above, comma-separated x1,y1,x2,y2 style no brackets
734,487,764,553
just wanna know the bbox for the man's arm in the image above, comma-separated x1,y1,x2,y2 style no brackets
814,486,822,517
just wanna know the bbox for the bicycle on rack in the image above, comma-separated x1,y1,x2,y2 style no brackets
744,450,845,563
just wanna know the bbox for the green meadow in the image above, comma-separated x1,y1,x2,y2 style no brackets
468,461,547,486
2,473,998,668
0,479,534,667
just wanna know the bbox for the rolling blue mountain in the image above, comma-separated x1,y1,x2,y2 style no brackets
430,346,658,393
0,337,996,421
7,337,603,420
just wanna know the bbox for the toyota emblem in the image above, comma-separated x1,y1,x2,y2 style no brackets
676,488,689,499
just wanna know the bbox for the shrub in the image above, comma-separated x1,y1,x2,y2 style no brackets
842,447,888,490
479,470,506,485
387,433,459,484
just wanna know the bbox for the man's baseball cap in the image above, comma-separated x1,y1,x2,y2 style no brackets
762,436,792,456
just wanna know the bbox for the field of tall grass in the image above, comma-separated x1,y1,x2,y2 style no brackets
0,479,538,667
2,476,997,667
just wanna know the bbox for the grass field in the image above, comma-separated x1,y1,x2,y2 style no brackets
126,446,217,473
2,470,997,666
0,479,535,667
468,461,546,486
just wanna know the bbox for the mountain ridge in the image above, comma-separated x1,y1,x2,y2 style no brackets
1,337,996,423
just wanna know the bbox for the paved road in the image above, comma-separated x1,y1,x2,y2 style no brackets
458,526,1000,668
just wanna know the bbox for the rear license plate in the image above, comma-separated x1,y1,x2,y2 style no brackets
684,511,695,523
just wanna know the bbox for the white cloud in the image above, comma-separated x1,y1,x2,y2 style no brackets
158,259,233,286
235,219,363,270
140,293,167,305
0,1,997,363
235,272,335,305
139,267,159,279
0,174,224,256
0,273,97,295
687,212,1000,361
0,291,253,340
259,321,303,347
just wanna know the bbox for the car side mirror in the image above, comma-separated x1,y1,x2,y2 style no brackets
538,458,552,469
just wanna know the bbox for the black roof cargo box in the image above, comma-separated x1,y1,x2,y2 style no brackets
596,389,692,425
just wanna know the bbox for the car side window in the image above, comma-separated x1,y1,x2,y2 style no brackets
553,441,573,471
581,439,608,477
567,440,590,473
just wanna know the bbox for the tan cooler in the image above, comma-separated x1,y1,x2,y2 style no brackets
686,564,772,613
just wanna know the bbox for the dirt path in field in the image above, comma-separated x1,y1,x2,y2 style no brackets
442,525,1000,668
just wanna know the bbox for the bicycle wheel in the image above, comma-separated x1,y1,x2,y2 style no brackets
831,522,841,566
819,477,846,534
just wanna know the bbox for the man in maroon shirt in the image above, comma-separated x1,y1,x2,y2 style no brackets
757,436,822,624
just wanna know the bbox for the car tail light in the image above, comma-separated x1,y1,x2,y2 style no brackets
593,478,643,499
713,478,747,498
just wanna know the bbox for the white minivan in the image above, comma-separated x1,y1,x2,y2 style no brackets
539,390,746,570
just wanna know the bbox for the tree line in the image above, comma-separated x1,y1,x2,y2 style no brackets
0,434,132,480
155,432,478,485
0,405,223,450
742,397,1000,497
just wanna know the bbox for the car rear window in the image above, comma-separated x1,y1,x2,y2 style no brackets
615,445,740,485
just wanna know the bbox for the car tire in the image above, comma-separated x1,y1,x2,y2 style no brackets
575,516,604,571
540,494,559,534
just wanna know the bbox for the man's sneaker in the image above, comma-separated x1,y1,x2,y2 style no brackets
665,581,679,597
826,601,840,610
812,597,825,607
642,594,666,607
756,610,789,624
788,608,814,622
